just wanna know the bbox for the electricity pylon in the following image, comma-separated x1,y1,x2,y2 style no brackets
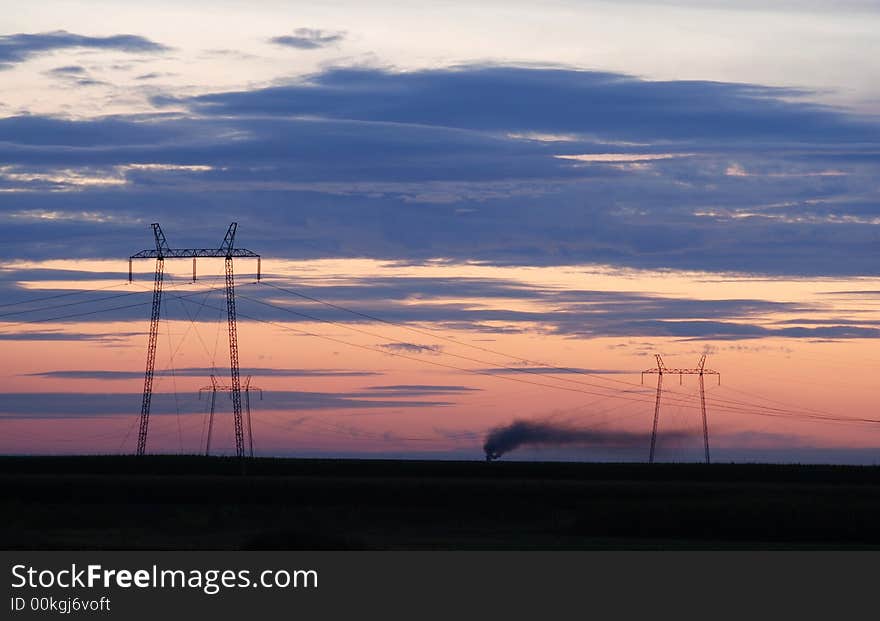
199,375,263,457
641,354,720,464
129,223,260,457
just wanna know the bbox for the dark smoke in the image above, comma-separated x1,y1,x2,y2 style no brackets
483,419,689,461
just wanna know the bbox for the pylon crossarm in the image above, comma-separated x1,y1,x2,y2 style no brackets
130,248,259,259
643,368,719,375
200,382,263,393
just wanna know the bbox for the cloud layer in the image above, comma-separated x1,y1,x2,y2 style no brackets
183,66,879,143
0,30,169,69
2,265,879,341
0,389,454,419
269,28,345,50
0,64,878,278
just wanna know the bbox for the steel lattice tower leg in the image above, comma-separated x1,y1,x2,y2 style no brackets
224,257,245,458
699,372,710,464
649,372,663,464
136,258,164,456
205,388,217,456
245,388,254,458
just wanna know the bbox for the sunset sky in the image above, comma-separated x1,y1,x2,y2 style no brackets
1,0,880,462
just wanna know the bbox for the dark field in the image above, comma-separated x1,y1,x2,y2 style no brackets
2,456,880,550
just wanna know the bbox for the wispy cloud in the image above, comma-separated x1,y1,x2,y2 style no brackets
26,367,382,380
0,390,451,419
269,28,345,50
3,266,877,341
45,65,87,76
0,331,140,342
379,342,443,354
479,367,630,375
362,385,479,396
0,30,170,69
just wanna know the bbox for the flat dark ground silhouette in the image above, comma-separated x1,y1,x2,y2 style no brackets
2,456,880,549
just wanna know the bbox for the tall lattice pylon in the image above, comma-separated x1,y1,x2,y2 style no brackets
129,222,260,457
199,375,263,457
641,354,720,464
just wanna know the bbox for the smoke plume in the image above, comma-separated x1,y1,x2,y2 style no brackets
483,419,689,460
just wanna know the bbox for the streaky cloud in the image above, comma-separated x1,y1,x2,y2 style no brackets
46,65,86,76
0,390,451,419
26,367,382,379
180,65,880,143
478,367,630,375
0,30,170,69
379,342,443,354
269,28,345,50
363,385,480,395
0,331,140,342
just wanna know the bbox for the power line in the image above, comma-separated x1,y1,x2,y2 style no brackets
260,279,647,391
128,279,880,431
0,281,121,309
235,295,880,427
174,287,868,424
0,285,229,333
0,288,142,319
250,293,767,419
235,291,668,405
162,286,658,406
258,279,851,422
0,299,150,330
5,273,856,427
165,274,225,365
715,383,846,420
240,291,648,400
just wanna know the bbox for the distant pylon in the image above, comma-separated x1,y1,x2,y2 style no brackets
641,354,720,464
199,375,263,457
129,223,260,457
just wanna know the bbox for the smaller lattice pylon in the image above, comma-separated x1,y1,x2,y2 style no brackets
640,354,720,464
199,374,263,457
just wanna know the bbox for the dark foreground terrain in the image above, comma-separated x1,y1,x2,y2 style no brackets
2,456,880,549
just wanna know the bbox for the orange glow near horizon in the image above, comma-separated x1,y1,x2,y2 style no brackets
2,258,880,461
